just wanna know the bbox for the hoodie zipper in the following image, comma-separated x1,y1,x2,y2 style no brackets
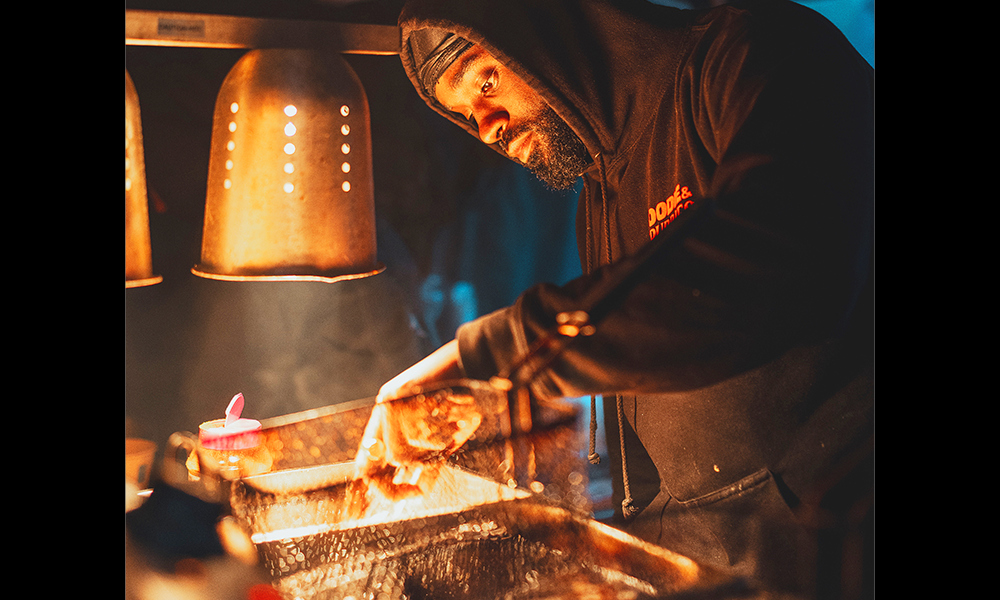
586,152,638,521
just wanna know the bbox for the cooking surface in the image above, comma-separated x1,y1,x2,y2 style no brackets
225,392,739,599
245,498,738,600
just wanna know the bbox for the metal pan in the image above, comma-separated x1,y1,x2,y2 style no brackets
242,461,357,495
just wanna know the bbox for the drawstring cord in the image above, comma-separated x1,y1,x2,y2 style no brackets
616,394,637,519
588,395,600,464
584,157,598,467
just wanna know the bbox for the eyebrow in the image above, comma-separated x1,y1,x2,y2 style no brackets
444,51,485,93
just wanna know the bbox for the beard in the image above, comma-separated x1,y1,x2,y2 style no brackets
501,104,591,191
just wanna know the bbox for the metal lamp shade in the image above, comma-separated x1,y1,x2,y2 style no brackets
193,49,383,283
125,70,161,288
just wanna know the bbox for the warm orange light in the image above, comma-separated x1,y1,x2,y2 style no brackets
193,49,383,283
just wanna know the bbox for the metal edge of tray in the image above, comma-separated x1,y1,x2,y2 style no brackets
241,461,358,496
257,395,377,430
255,379,510,429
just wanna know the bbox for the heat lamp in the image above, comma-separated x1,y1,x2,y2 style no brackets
125,70,162,288
192,49,384,283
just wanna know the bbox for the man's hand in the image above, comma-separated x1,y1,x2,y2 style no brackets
353,340,481,500
376,339,464,403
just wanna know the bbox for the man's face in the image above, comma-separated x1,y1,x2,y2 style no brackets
434,45,590,190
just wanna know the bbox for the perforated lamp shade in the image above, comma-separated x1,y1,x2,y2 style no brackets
125,70,162,288
193,49,384,283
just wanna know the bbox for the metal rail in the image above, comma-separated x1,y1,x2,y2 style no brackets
125,9,401,54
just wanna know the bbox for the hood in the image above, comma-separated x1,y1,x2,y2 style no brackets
398,0,691,162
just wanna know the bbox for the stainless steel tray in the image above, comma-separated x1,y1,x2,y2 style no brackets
240,495,742,600
223,383,743,598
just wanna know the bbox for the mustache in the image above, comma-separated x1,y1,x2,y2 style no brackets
497,122,532,158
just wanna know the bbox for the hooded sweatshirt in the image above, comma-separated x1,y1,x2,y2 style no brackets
398,0,873,581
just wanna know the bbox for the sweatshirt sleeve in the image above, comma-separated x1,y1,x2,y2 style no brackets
458,8,874,402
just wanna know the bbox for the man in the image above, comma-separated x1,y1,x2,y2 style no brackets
359,0,873,593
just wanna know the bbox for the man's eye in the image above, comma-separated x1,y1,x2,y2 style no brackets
480,69,498,95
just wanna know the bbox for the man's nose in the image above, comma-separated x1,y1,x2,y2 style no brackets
475,109,508,145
